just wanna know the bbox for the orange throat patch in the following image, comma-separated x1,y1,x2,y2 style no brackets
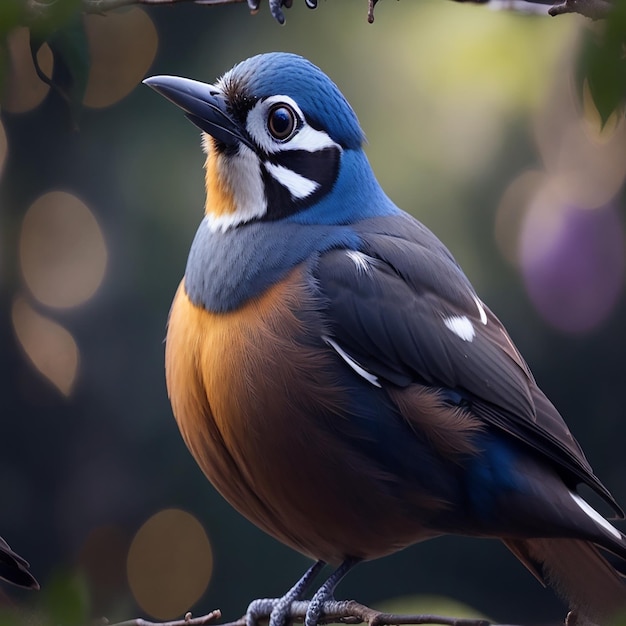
203,136,238,217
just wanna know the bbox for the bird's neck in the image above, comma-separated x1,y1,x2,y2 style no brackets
184,220,361,313
286,150,399,226
186,148,400,313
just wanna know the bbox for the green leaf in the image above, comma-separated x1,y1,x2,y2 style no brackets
40,569,90,626
0,1,25,39
29,11,90,126
579,1,626,125
27,0,82,37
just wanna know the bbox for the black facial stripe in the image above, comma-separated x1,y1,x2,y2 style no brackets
267,147,340,189
259,147,341,222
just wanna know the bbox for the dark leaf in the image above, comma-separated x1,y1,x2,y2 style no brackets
579,2,626,125
29,12,90,127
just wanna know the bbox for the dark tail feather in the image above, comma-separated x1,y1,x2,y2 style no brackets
504,538,626,624
0,537,39,590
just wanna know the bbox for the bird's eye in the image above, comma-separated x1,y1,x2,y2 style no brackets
267,104,297,141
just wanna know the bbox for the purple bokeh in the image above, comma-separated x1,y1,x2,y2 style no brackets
520,203,625,334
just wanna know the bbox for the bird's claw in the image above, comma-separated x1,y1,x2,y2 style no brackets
246,598,280,626
304,598,323,626
247,561,326,626
247,599,314,626
247,0,318,24
247,599,354,626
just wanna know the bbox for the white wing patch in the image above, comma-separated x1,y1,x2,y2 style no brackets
443,315,476,342
570,492,623,540
323,336,381,388
265,162,319,199
346,250,373,274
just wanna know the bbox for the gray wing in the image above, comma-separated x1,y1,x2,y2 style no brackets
313,213,622,515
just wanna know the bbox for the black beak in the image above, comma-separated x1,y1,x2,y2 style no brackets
143,75,253,150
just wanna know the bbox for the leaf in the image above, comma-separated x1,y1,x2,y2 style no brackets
0,0,25,39
29,11,90,126
578,2,626,125
40,569,90,626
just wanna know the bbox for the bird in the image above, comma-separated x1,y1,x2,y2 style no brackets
0,536,38,589
144,52,626,626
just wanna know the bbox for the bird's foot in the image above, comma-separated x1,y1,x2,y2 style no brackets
246,561,325,626
304,558,359,626
246,598,284,626
247,0,318,24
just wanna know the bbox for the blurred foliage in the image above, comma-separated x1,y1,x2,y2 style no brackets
0,0,88,123
578,0,626,124
31,12,90,125
0,571,89,626
1,2,626,626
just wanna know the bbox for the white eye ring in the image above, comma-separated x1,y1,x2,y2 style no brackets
267,103,297,141
245,95,339,156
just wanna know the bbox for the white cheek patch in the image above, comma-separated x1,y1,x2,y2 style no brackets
443,315,476,342
205,141,268,232
264,162,319,199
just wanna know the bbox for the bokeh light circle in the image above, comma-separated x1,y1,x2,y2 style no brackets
11,295,79,396
494,169,545,266
519,198,624,334
20,191,107,308
127,509,213,620
83,8,158,108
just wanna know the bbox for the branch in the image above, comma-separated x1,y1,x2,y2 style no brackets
106,600,569,626
547,0,613,18
23,0,380,24
25,0,243,14
21,0,618,24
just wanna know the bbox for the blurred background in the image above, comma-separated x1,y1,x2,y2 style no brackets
1,1,625,624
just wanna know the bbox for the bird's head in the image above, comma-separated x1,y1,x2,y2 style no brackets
144,53,388,232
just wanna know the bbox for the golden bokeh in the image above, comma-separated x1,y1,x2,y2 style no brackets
2,27,53,113
127,509,213,620
11,295,79,396
494,169,545,267
20,191,107,309
533,71,626,212
83,8,158,108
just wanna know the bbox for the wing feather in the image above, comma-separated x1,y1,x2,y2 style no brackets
313,215,622,516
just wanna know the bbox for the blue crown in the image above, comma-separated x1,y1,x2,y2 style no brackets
222,52,365,150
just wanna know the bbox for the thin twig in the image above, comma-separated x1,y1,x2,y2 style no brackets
87,0,241,13
108,609,222,626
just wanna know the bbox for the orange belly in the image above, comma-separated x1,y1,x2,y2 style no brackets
165,267,437,563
